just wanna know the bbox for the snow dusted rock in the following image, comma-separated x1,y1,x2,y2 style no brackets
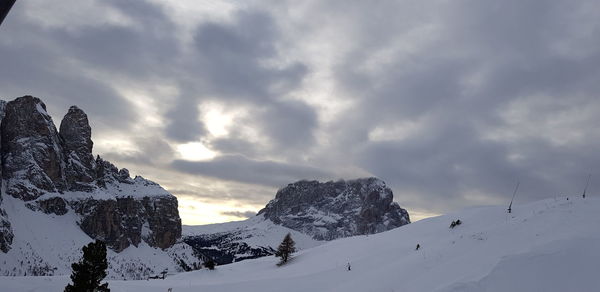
1,96,66,200
0,96,182,254
73,195,181,252
183,216,320,265
60,106,96,191
32,196,68,215
258,177,410,240
0,100,13,253
0,211,12,253
183,178,409,264
0,194,199,279
95,156,133,187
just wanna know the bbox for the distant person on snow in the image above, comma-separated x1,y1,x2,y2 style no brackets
450,220,462,229
416,244,420,250
347,263,351,271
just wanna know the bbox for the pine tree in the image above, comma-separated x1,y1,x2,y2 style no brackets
275,233,296,265
64,240,110,292
204,258,216,270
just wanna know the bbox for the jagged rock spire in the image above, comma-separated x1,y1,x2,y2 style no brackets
1,96,66,200
60,105,96,190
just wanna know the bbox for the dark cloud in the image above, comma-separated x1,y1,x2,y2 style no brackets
324,0,600,212
0,0,180,133
172,154,331,187
220,210,257,219
165,9,313,147
101,136,175,167
2,0,600,220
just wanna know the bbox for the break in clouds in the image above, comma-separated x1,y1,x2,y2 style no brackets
1,0,599,222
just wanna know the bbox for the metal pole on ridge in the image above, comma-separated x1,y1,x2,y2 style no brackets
508,181,520,214
583,174,591,199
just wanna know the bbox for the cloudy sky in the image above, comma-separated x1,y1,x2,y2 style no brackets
1,0,599,224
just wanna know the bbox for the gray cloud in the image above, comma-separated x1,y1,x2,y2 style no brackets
321,0,600,212
0,0,182,133
220,210,257,219
172,154,331,187
165,9,313,148
1,0,599,220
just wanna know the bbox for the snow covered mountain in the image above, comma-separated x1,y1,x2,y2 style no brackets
183,178,410,264
259,178,410,240
4,196,598,291
183,216,321,265
0,194,199,279
0,96,200,278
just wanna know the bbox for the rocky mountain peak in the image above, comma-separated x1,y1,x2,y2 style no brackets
0,96,182,253
60,106,93,160
1,95,66,200
60,105,96,190
258,177,410,240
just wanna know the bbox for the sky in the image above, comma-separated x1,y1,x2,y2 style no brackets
1,0,599,225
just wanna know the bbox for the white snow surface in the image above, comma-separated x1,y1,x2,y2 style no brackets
183,215,321,251
0,195,199,280
2,196,600,291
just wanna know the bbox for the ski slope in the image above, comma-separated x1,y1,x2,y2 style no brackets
2,196,599,291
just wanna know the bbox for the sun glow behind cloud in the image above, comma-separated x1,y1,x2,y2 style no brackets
176,142,217,161
202,103,234,137
178,195,259,225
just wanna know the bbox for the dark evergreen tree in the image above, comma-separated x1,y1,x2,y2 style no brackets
204,258,216,270
64,240,110,292
275,233,296,264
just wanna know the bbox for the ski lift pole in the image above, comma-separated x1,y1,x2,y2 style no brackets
508,181,520,214
0,0,17,27
583,174,591,199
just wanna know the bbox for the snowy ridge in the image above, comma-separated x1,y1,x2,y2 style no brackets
0,195,200,279
183,216,321,264
2,196,598,291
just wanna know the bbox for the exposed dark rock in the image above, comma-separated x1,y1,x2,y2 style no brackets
37,197,68,216
95,156,133,188
60,106,96,191
258,177,410,240
184,233,274,265
74,198,144,252
0,100,13,253
1,96,66,200
0,96,183,253
0,208,12,253
72,195,181,252
141,196,181,249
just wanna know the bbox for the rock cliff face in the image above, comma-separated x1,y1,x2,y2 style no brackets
0,100,13,253
0,96,181,253
60,106,96,191
1,96,66,200
183,178,410,265
258,177,410,240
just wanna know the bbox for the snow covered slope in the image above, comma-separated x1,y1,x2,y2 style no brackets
0,194,200,280
183,216,321,264
3,196,599,291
